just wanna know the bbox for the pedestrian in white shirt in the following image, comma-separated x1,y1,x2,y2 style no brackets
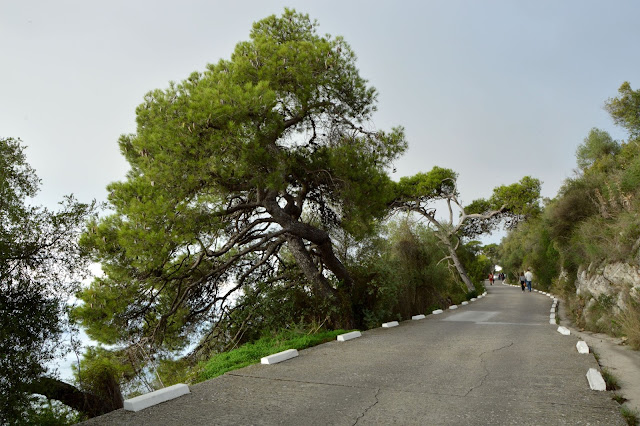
525,268,533,292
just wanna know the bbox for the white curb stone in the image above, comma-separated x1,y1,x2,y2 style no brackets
550,308,556,313
549,318,556,324
576,341,589,354
412,314,426,320
449,305,458,310
124,384,190,412
337,331,362,341
432,309,444,314
461,301,469,306
586,368,607,391
550,313,556,320
470,298,477,302
382,321,399,328
261,349,299,365
557,326,570,335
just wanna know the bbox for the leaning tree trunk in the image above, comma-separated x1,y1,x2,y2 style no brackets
285,235,338,301
440,235,476,293
263,193,356,327
26,376,123,418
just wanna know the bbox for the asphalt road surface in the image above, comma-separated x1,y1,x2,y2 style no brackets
83,283,625,425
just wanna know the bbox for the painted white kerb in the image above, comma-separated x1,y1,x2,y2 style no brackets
124,383,190,412
382,321,399,328
586,368,607,391
576,341,589,354
337,331,361,341
412,314,426,320
261,349,298,365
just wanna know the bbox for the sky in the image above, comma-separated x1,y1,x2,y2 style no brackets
2,0,640,243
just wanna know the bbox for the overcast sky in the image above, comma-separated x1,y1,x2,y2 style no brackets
2,1,640,232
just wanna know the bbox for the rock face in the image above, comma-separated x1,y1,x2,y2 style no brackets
575,262,640,314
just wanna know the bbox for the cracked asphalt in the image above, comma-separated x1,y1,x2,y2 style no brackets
83,284,625,425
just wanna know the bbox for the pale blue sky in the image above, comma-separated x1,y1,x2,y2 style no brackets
2,0,639,220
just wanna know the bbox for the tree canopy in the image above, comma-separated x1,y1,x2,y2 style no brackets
74,9,406,357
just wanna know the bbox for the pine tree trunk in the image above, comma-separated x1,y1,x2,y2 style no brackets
26,376,123,418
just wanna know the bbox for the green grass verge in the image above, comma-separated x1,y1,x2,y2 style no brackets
620,405,640,426
198,329,350,382
602,368,621,391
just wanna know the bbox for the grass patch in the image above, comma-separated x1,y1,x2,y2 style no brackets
198,329,350,382
612,393,628,405
602,368,621,391
620,405,640,426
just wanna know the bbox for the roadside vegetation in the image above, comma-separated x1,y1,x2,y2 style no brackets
497,81,640,342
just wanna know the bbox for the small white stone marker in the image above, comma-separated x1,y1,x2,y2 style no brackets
432,309,444,314
261,349,299,365
482,292,487,296
412,314,426,320
550,308,556,313
382,321,399,328
557,326,570,335
549,318,556,324
337,331,362,341
477,295,483,299
576,341,589,354
550,313,556,319
124,383,190,412
586,368,607,391
461,301,469,306
553,298,558,303
449,305,458,310
470,298,477,302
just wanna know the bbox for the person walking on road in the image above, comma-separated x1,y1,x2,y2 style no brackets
525,268,533,292
488,272,494,285
519,272,526,292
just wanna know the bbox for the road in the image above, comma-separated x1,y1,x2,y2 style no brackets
83,283,625,425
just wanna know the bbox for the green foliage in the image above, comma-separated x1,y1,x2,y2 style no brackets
497,214,559,289
0,137,96,422
601,368,621,391
605,81,640,139
199,329,347,381
19,398,85,426
348,220,469,328
620,405,640,426
73,347,129,406
395,167,457,199
575,128,620,171
489,176,542,216
619,292,640,350
75,8,406,352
